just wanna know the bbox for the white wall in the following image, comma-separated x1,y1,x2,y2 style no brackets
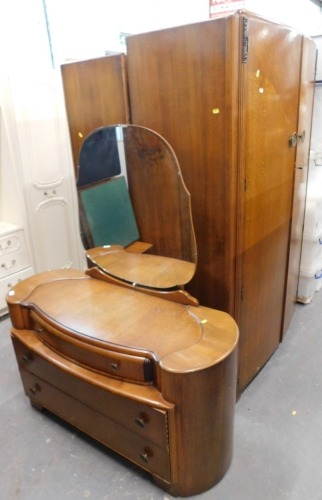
247,0,321,35
43,0,322,65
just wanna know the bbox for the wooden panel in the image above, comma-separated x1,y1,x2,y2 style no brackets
127,15,240,314
61,54,130,173
160,348,237,497
237,18,302,390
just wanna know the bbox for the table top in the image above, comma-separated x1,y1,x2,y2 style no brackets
7,269,238,373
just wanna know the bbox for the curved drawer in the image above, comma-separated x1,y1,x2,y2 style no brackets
30,311,154,384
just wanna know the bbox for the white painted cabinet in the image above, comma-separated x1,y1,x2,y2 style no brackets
8,76,83,272
0,222,33,316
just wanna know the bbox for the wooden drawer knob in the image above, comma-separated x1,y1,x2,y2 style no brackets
22,353,32,364
29,383,41,395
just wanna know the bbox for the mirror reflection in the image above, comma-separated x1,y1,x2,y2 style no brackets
77,124,197,289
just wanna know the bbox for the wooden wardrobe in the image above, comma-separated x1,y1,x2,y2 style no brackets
61,11,316,393
126,12,316,392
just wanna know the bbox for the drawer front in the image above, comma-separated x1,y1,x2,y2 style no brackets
31,312,154,384
0,250,30,278
13,335,169,449
19,370,171,482
0,229,26,255
0,267,34,313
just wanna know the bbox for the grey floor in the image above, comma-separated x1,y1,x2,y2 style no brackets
1,290,322,500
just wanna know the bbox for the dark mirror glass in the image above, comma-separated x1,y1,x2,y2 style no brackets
77,125,197,289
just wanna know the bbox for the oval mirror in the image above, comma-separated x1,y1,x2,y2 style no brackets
76,124,197,289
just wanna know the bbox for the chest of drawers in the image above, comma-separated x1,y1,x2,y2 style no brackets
7,269,238,497
0,222,33,316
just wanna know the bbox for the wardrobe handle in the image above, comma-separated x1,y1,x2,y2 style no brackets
288,132,297,148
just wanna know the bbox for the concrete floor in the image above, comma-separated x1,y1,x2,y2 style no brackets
1,290,322,500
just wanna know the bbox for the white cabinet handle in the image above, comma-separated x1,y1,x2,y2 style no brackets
1,259,16,270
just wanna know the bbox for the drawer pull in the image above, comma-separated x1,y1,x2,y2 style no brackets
110,362,119,371
135,412,149,429
135,417,145,428
1,259,16,270
0,240,12,251
140,447,153,464
22,353,32,364
140,452,149,463
29,383,41,395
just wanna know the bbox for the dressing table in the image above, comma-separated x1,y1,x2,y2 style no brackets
7,126,238,497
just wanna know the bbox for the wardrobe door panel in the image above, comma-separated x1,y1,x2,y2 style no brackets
238,17,302,390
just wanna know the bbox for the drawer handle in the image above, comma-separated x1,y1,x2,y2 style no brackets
135,413,149,429
110,362,119,371
135,417,146,429
29,383,41,395
140,447,153,464
1,259,16,270
22,353,32,364
0,240,12,251
140,453,150,463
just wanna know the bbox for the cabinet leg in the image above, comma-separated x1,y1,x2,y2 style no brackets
29,399,43,411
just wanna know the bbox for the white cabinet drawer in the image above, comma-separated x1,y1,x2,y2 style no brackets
0,228,27,255
0,267,34,314
0,250,30,278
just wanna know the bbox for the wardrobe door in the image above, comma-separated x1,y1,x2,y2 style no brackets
237,16,302,391
282,37,317,337
61,54,130,175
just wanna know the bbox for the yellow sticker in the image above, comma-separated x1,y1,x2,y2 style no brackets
78,131,83,138
292,410,297,416
256,69,261,78
212,108,220,114
201,319,208,324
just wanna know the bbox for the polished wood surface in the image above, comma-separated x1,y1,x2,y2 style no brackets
236,16,302,389
85,266,199,306
86,245,195,288
126,11,315,391
61,55,130,173
7,269,238,496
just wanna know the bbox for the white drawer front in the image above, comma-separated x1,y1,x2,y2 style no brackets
0,229,27,255
0,250,30,278
0,267,34,313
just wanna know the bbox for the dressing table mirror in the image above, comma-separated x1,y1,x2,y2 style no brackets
76,124,197,293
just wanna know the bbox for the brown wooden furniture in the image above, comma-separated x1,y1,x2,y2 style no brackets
7,268,238,497
59,12,316,393
126,11,316,392
61,55,130,174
